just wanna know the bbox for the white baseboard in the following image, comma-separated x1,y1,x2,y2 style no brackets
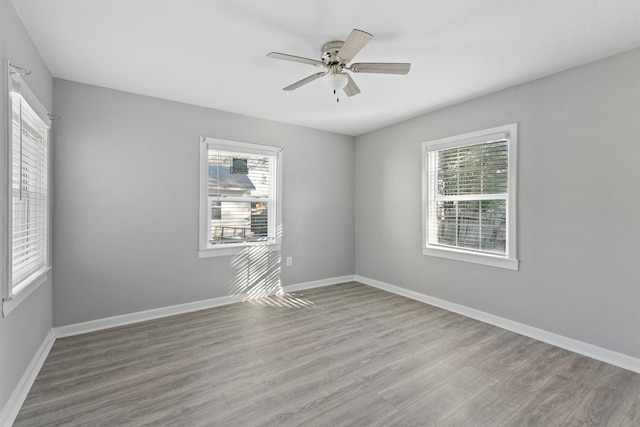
0,329,55,427
54,294,246,338
282,275,355,293
54,275,356,338
355,275,640,374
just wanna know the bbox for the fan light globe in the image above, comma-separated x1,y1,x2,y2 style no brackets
325,73,348,91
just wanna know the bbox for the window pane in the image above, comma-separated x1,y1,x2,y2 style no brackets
434,199,506,254
207,150,272,198
208,200,270,244
437,141,508,196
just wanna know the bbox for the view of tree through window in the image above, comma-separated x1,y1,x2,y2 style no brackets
432,140,508,254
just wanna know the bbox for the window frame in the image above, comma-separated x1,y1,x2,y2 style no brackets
198,137,282,258
2,61,52,316
422,123,518,270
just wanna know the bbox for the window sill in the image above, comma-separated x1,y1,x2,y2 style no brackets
423,246,518,270
199,243,281,258
2,267,51,317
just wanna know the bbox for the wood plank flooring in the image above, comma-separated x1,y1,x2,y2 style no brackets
14,282,640,426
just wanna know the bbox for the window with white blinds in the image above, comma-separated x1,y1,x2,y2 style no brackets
423,124,518,270
199,137,282,256
6,71,50,298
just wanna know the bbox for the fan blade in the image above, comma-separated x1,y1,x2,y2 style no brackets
283,72,327,91
343,74,361,97
350,62,411,74
337,29,373,62
267,52,325,67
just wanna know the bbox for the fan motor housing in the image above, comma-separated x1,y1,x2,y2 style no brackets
322,41,345,66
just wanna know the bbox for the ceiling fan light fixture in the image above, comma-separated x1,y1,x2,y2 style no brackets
325,72,348,91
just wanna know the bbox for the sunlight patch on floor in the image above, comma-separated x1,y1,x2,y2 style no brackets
245,292,317,309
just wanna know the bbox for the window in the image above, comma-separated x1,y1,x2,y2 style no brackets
199,137,282,257
211,201,222,220
423,124,518,270
3,62,51,315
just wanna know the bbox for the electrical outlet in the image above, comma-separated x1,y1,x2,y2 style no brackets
286,256,293,267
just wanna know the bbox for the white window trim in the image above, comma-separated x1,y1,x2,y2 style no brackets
2,267,51,316
198,137,282,258
422,123,518,270
2,60,52,316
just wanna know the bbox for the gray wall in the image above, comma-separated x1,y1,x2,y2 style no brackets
52,79,355,326
0,0,53,414
355,49,640,358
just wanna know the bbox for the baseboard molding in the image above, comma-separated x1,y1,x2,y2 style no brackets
355,275,640,374
54,275,356,338
54,294,246,338
282,275,355,293
0,329,55,427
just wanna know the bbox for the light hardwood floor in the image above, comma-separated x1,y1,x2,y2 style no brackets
15,282,640,426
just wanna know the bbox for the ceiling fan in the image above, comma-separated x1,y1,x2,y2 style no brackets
267,29,411,101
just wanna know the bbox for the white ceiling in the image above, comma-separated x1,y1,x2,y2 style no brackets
11,0,640,136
